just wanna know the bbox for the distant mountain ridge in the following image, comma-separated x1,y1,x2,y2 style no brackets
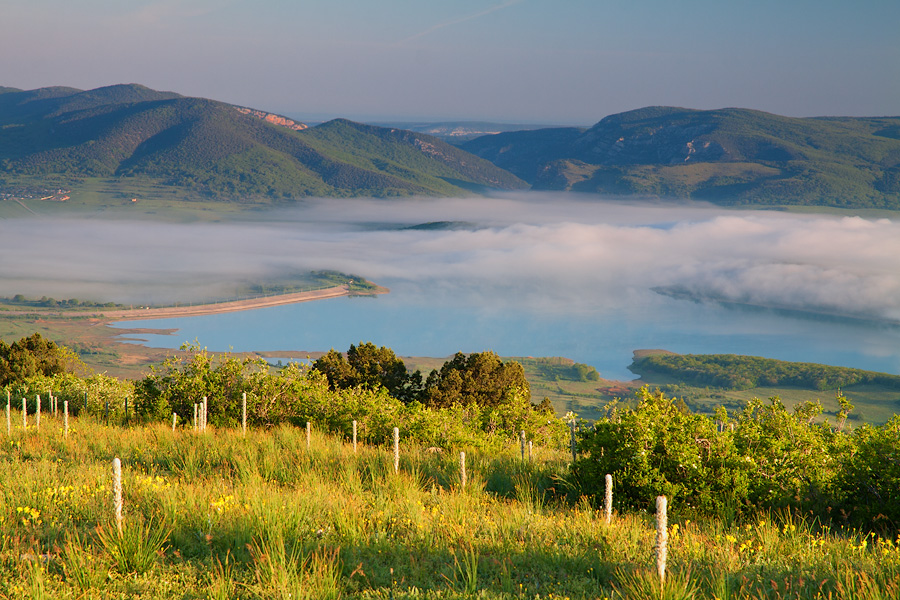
370,121,562,143
0,84,526,199
462,106,900,208
4,86,898,208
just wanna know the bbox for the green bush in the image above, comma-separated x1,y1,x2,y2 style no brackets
574,387,743,516
574,387,853,521
836,415,900,526
730,397,840,510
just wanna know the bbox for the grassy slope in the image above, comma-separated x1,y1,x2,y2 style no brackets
301,119,528,193
1,419,898,599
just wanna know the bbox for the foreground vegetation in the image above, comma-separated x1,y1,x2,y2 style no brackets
0,335,899,597
3,413,900,599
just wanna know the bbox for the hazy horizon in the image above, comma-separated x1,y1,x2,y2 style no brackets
2,1,898,123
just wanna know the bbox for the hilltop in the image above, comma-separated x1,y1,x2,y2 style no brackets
3,88,899,209
0,84,526,200
462,106,900,209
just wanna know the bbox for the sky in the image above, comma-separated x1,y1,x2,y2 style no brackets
2,0,899,124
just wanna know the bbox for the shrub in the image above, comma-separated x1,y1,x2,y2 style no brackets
835,415,900,528
574,388,846,519
574,387,742,516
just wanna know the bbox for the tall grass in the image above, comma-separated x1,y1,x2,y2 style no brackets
0,413,898,598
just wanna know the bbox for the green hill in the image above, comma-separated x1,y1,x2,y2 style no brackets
462,107,900,209
0,84,527,199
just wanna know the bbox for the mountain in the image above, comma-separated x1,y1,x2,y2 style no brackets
0,84,526,199
462,107,900,208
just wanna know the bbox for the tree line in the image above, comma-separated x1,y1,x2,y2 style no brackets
632,353,900,391
310,342,551,410
2,335,563,451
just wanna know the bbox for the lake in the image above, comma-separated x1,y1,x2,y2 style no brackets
111,276,900,382
110,197,900,380
13,192,891,380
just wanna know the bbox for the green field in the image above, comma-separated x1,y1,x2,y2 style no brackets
1,416,897,599
0,177,274,222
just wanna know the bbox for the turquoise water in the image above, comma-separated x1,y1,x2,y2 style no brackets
112,281,900,381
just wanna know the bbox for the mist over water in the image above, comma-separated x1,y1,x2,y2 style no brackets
3,193,900,377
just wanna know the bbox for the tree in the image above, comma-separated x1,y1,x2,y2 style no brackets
0,333,79,386
424,351,530,408
312,349,357,390
311,342,424,403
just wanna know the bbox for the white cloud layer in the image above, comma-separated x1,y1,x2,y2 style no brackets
1,195,898,322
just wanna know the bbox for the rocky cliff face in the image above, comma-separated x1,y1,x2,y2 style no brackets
234,107,308,130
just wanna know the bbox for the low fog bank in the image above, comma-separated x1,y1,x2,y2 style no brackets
1,195,899,322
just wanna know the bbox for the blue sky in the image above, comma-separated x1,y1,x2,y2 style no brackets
2,0,898,124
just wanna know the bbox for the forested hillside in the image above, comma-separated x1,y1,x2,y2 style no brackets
0,84,526,199
463,106,900,208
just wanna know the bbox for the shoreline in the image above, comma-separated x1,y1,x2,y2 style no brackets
1,284,390,323
0,283,388,378
99,284,358,321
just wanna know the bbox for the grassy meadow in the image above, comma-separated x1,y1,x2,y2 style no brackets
2,412,899,599
0,177,272,222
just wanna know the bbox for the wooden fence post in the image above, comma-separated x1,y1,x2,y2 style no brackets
656,496,668,584
460,451,467,489
604,474,613,524
113,458,123,534
570,419,577,463
393,427,400,474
